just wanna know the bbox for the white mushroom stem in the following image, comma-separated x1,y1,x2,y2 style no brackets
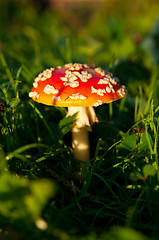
67,106,98,163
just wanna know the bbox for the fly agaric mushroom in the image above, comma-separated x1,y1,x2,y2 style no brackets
29,63,126,164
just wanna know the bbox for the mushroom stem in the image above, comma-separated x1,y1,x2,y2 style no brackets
72,127,90,162
67,106,98,163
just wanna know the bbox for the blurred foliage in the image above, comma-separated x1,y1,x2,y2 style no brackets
0,173,55,220
0,0,159,239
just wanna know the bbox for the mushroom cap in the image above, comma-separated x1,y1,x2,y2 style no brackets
29,63,126,107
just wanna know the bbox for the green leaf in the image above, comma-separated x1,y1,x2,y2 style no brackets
59,113,77,136
138,132,149,151
0,174,56,221
6,98,21,111
130,172,144,181
8,98,20,108
120,133,137,151
143,164,156,177
106,226,150,240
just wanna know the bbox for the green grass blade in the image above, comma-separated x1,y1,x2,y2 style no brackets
7,143,48,160
93,172,121,204
29,101,58,142
0,146,7,173
0,53,14,83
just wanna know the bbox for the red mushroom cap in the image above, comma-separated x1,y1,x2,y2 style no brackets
29,63,126,107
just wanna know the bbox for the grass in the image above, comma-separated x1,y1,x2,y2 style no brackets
0,0,159,239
